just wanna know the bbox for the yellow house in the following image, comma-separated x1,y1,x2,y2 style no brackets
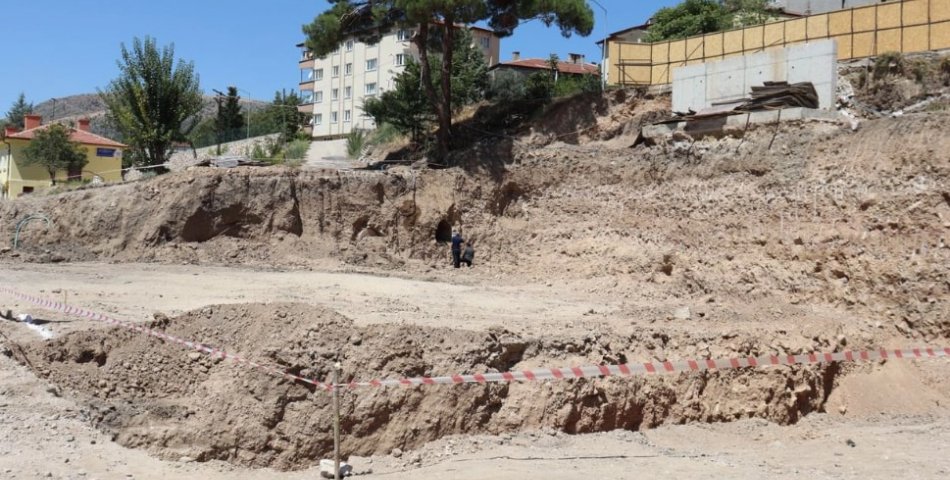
1,114,125,199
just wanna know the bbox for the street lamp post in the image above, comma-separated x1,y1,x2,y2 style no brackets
590,0,608,92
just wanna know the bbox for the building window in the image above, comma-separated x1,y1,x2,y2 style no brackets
300,91,314,104
332,65,339,77
345,39,354,51
344,63,352,76
344,110,351,122
301,69,314,82
313,91,323,103
331,88,339,101
366,58,378,71
314,113,323,125
478,36,490,49
330,111,338,123
344,86,352,98
365,83,377,96
395,53,406,66
314,68,324,81
397,29,411,41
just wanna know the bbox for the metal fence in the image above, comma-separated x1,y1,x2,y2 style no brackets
608,0,950,86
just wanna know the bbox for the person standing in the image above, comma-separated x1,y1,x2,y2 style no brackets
450,231,464,268
461,242,475,267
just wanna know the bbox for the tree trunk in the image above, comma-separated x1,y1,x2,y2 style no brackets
437,14,455,161
414,23,444,159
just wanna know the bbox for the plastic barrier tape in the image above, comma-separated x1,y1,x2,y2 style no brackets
4,286,948,392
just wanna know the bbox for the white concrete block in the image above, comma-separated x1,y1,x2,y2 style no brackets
672,39,838,112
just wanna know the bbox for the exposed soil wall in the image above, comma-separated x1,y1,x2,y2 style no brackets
19,303,837,470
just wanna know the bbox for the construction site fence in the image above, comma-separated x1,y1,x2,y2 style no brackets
608,0,950,86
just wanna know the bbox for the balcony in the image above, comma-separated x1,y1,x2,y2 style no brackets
297,103,314,114
299,80,315,90
299,49,315,69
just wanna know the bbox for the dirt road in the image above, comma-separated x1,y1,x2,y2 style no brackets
0,262,611,342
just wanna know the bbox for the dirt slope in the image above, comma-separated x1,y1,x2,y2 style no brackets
1,91,948,472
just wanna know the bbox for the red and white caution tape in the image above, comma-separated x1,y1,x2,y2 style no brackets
0,286,333,391
3,286,948,392
341,347,950,389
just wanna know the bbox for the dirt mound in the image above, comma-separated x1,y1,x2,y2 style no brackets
17,302,847,470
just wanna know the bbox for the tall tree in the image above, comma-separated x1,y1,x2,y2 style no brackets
269,90,307,143
100,37,204,173
5,93,35,129
21,124,88,185
363,28,488,142
215,86,245,143
303,0,594,159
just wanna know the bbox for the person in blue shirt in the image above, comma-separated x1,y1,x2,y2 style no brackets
450,231,464,268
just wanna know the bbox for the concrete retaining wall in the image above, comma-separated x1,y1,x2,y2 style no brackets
672,39,838,112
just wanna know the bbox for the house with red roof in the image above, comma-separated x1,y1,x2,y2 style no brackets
1,114,125,198
489,52,600,80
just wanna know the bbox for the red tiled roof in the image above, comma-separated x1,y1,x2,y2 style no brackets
492,59,600,76
7,125,126,148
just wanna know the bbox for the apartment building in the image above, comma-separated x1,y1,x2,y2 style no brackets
297,26,501,139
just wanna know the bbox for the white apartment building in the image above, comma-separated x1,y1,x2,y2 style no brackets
297,26,501,139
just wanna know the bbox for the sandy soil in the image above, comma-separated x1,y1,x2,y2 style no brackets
0,262,608,339
1,352,948,480
1,262,948,478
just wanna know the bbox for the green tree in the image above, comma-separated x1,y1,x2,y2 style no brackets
362,29,488,143
362,59,431,142
5,93,35,129
100,37,204,173
21,124,88,185
304,0,594,159
270,90,307,143
644,0,730,42
215,86,245,143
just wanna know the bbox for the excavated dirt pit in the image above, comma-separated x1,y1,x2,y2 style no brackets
15,302,839,470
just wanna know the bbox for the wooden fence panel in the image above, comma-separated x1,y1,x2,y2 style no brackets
606,0,946,86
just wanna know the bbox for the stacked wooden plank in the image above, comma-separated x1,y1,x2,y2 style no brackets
740,81,819,110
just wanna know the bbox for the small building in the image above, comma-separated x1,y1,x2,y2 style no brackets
1,115,125,199
489,52,600,79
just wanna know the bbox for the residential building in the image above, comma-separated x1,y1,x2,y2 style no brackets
1,115,125,199
490,52,600,80
768,0,895,15
298,25,501,139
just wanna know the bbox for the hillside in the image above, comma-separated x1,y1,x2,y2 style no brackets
29,93,272,139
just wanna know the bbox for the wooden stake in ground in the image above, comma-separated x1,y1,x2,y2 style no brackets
332,362,342,480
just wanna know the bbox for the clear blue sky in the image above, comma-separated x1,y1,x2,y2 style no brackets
0,0,679,113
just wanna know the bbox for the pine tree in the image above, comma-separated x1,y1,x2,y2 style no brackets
303,0,594,160
215,86,245,143
5,93,35,129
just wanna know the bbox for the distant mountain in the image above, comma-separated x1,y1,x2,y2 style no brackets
30,93,272,140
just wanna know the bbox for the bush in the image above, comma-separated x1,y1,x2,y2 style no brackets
369,122,402,146
346,129,368,159
487,70,528,103
283,139,310,160
872,52,904,79
250,141,267,160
